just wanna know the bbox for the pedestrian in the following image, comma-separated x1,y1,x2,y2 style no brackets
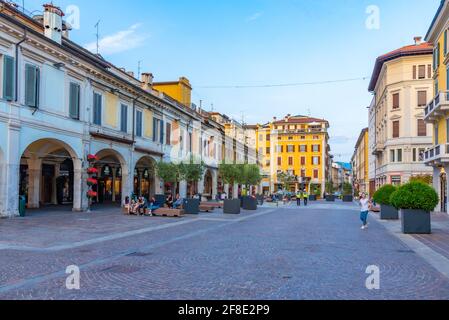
359,192,371,230
296,191,301,206
303,189,308,206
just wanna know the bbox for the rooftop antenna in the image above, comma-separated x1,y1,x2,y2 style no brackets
307,108,311,117
137,60,143,79
211,103,214,112
94,20,101,54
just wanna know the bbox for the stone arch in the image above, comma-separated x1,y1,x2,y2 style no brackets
133,155,157,199
20,138,82,211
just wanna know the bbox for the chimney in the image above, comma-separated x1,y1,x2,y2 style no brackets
141,72,154,91
127,71,135,78
43,3,64,44
414,36,422,45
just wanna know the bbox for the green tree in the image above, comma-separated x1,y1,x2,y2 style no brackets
179,160,205,197
277,171,297,191
240,164,262,195
409,175,433,185
219,163,240,198
342,183,353,196
156,162,181,195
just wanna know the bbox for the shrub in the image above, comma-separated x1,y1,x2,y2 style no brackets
390,182,439,212
373,185,397,206
342,183,353,196
409,175,433,185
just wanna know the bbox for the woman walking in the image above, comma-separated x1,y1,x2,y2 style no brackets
359,192,371,230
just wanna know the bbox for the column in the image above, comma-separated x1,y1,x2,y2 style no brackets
224,184,229,198
27,158,42,209
233,183,239,199
72,159,85,212
52,164,60,205
179,180,187,198
154,175,163,195
112,168,117,202
211,170,218,200
1,120,20,217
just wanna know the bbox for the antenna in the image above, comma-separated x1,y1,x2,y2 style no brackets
94,20,101,54
137,60,143,79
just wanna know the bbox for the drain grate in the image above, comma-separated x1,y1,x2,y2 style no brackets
397,249,415,254
126,252,152,257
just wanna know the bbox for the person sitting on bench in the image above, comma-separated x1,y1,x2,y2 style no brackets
166,193,174,208
173,194,183,209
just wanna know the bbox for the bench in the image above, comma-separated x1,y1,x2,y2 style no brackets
201,202,223,209
153,207,184,217
199,204,216,213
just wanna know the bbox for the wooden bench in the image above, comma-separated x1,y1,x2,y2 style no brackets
153,208,184,217
199,204,215,213
201,202,223,209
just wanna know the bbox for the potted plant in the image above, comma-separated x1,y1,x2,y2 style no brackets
390,182,439,234
179,159,204,214
325,182,335,202
373,185,398,220
239,164,261,210
342,183,353,202
219,163,241,214
309,184,320,201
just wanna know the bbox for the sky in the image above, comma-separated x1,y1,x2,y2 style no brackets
23,0,442,161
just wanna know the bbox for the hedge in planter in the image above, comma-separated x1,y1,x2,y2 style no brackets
390,182,439,234
373,185,398,220
342,183,353,202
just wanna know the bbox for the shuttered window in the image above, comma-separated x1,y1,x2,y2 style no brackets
25,64,40,108
288,157,293,166
392,121,400,138
159,120,164,144
93,93,102,125
428,64,432,79
313,170,319,179
301,157,306,165
153,118,158,142
413,65,417,80
135,110,142,137
120,104,128,132
417,119,427,137
418,65,426,79
3,55,14,100
392,93,400,109
417,91,427,107
277,157,282,166
300,145,307,152
266,147,270,154
312,144,321,152
166,122,171,145
69,82,80,120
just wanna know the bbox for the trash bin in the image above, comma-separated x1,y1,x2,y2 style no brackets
19,196,26,217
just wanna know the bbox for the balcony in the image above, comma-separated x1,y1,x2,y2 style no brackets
424,91,449,122
372,142,385,155
424,144,449,166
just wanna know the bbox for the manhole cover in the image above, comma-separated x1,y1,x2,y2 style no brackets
101,265,141,274
127,252,152,257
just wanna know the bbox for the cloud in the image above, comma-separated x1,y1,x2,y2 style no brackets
84,24,149,55
246,12,263,22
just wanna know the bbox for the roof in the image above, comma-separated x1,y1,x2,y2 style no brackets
426,0,446,41
336,162,352,171
368,42,433,92
272,116,329,125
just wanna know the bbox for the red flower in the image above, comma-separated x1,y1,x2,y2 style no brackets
87,154,98,162
87,190,98,198
87,167,98,174
87,178,98,186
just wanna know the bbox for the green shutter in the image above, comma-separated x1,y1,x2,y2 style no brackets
69,83,80,119
3,55,15,100
25,64,39,108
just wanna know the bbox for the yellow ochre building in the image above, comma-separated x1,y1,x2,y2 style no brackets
351,128,370,196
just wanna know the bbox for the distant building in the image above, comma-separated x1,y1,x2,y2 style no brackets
351,128,369,195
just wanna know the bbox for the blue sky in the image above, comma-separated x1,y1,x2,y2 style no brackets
24,0,441,161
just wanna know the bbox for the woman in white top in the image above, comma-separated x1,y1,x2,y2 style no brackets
359,193,371,230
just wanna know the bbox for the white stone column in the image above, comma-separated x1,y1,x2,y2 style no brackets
233,183,239,199
72,159,86,212
27,158,42,209
433,167,442,213
154,175,163,195
224,184,230,198
179,180,187,198
211,169,218,200
52,164,60,205
112,168,117,202
198,176,205,194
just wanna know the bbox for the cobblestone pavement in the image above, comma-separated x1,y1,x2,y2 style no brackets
1,201,449,300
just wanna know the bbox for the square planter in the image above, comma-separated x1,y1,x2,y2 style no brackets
224,199,241,214
309,195,317,201
183,199,200,214
242,196,258,210
155,194,167,207
401,209,431,234
380,205,399,220
256,195,264,205
326,195,335,202
342,195,353,202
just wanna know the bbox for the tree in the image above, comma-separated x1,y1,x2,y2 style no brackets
277,171,297,191
325,181,334,194
156,162,181,195
240,164,262,195
409,175,433,185
219,163,240,198
179,159,205,197
342,183,353,196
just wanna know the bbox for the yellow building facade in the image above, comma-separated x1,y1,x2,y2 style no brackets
424,0,449,213
255,115,330,196
351,128,369,195
153,77,192,107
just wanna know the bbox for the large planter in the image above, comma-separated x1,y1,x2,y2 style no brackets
224,199,241,214
183,198,200,214
342,195,353,202
380,205,399,220
256,195,264,205
154,194,166,207
401,209,431,234
242,196,257,210
326,195,335,202
309,195,317,201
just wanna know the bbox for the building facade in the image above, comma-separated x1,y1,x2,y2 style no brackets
253,115,331,195
351,128,369,195
424,0,449,213
0,2,258,217
368,37,434,190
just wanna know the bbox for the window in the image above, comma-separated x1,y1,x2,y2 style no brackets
166,122,172,145
417,91,427,107
2,55,14,100
135,110,142,137
301,136,306,140
397,149,403,162
390,150,395,163
93,93,102,126
299,145,307,152
287,145,295,153
445,30,448,56
413,148,417,162
288,157,293,166
392,93,400,109
259,147,264,155
435,124,439,145
301,169,306,178
417,119,427,137
25,64,40,108
276,145,283,153
312,156,320,165
277,157,282,166
428,64,432,79
418,65,426,79
266,147,270,154
288,136,294,140
312,145,320,152
391,176,401,186
153,118,164,143
265,160,270,166
419,148,425,162
266,134,270,141
120,104,128,132
301,157,306,166
313,169,319,179
434,43,441,70
259,134,263,142
392,121,400,138
68,82,80,120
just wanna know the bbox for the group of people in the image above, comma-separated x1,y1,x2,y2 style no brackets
124,192,186,216
295,190,309,207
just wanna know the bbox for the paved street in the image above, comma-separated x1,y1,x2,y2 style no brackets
1,201,449,300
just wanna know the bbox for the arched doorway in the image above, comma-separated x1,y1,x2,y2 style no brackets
134,156,156,199
19,139,79,211
441,173,447,213
92,149,126,206
203,170,213,199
